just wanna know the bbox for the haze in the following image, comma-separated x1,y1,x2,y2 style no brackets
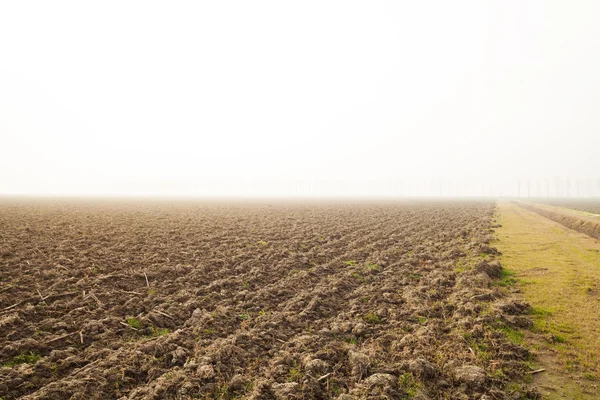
1,1,599,197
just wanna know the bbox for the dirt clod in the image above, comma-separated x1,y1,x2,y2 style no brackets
408,358,438,379
453,365,486,385
349,350,370,380
475,260,502,279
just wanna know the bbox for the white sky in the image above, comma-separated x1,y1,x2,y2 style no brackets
1,1,599,197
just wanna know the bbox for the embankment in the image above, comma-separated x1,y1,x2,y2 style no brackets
516,202,600,240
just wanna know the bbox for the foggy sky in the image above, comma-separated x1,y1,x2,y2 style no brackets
1,1,599,197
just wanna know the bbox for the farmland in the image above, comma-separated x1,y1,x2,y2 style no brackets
0,199,536,399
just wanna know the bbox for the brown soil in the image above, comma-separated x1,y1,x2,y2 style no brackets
0,199,537,399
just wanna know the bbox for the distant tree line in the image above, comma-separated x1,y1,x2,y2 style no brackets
516,178,600,198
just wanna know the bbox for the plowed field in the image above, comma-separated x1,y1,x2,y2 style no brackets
0,200,535,399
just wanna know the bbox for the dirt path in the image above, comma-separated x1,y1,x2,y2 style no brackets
495,201,600,399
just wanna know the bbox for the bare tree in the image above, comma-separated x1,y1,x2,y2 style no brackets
586,179,591,198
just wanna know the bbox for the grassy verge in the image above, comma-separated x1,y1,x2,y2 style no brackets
494,201,600,399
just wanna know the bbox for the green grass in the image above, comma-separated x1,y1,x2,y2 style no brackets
453,259,470,273
398,372,421,397
196,328,216,340
495,201,600,397
584,372,598,381
364,263,381,272
343,336,359,345
124,318,169,337
500,325,524,344
408,273,421,281
126,317,142,330
351,272,362,280
363,313,382,324
465,339,491,362
494,269,517,287
553,334,567,344
287,362,302,382
4,351,41,367
530,306,553,317
149,326,170,336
